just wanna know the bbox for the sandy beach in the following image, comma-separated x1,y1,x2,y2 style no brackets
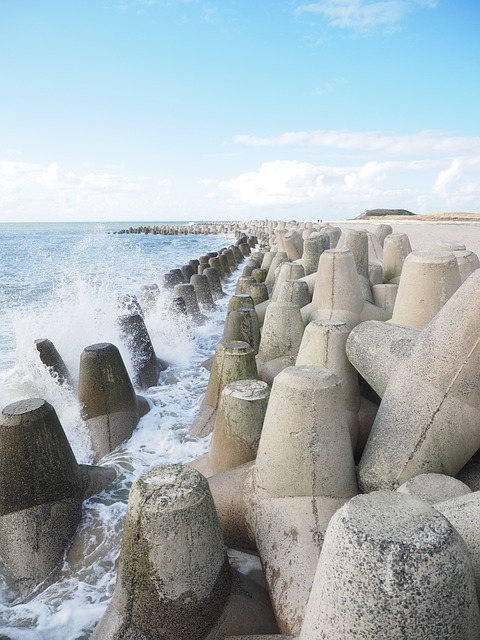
332,221,480,256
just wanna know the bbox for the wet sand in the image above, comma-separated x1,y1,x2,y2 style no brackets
333,221,480,256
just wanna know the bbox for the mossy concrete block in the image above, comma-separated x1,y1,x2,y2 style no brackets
79,342,139,462
0,399,85,594
92,464,231,640
190,341,258,438
209,379,270,474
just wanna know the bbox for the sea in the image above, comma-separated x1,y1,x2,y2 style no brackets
0,221,241,639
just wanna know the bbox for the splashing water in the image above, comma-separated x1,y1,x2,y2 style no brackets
0,222,239,638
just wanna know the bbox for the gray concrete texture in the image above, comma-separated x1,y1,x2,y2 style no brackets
92,463,278,639
0,398,115,594
357,268,480,491
190,341,258,437
78,342,140,462
300,491,480,639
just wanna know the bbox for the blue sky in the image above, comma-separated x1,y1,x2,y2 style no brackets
1,0,479,222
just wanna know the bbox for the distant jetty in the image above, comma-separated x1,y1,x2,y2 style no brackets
115,222,237,235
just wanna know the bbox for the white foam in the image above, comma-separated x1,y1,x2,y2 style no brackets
0,225,240,638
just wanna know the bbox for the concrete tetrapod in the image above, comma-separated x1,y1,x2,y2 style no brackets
256,301,305,385
375,222,392,246
264,251,288,293
299,491,480,640
78,343,141,462
235,276,256,295
208,367,358,635
193,378,270,479
191,273,216,311
454,249,480,282
253,366,358,634
382,232,412,283
276,279,310,308
367,230,384,263
173,283,206,324
34,338,74,389
251,267,268,283
116,312,163,389
319,224,341,248
336,228,372,302
302,249,389,328
390,250,461,329
357,268,480,492
397,472,471,504
371,282,398,317
0,399,115,594
223,308,261,355
92,464,278,640
189,341,258,437
295,320,360,449
204,267,225,300
271,262,305,302
301,233,329,276
436,491,480,603
368,259,383,287
346,320,420,397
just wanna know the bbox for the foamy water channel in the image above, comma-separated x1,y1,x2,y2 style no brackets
0,222,239,639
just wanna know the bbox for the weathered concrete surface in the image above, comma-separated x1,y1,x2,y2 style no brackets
0,398,115,594
92,464,277,640
346,320,420,397
190,341,258,438
397,472,471,504
436,491,480,604
358,269,480,491
390,250,461,329
78,342,140,462
300,491,480,639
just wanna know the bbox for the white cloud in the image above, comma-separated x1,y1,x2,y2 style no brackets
433,158,462,196
219,160,330,206
217,154,480,217
296,0,438,33
433,156,480,200
233,129,480,157
0,160,146,219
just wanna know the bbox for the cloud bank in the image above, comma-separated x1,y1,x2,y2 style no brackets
2,127,479,221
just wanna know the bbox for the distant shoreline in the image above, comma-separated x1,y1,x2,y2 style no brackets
343,212,480,224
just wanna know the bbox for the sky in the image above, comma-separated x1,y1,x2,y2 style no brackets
0,0,479,223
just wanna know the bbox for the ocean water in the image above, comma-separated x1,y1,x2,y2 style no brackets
0,221,240,639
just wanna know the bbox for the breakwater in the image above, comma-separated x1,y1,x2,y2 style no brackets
2,218,480,638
